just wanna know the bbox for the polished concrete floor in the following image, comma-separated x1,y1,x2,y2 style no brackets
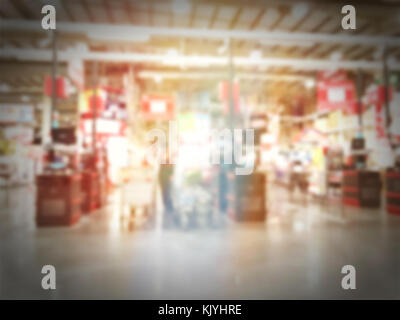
1,182,400,299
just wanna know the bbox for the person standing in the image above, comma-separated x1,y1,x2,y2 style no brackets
159,155,175,225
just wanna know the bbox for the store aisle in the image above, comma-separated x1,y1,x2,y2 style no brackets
1,184,400,299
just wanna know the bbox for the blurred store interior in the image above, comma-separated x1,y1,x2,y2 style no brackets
1,0,400,299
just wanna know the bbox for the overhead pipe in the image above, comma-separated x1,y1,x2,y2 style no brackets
2,48,400,71
3,19,400,47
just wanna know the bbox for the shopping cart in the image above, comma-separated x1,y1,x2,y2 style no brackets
119,165,158,230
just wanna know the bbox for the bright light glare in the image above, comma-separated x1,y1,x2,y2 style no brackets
250,50,262,61
154,74,163,83
305,79,315,89
166,48,179,57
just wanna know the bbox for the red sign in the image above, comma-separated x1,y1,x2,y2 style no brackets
365,85,393,112
68,59,84,91
317,80,356,112
317,70,347,82
79,89,107,117
80,119,125,137
219,81,240,114
375,107,386,139
223,100,241,114
364,85,394,139
141,95,175,121
44,76,67,99
344,101,359,115
219,81,240,101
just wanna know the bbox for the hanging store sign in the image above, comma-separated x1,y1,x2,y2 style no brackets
219,81,240,114
44,76,70,99
365,85,393,112
80,119,125,136
2,126,33,144
68,58,84,91
375,107,386,139
219,81,240,101
317,80,356,112
0,104,34,124
250,113,267,129
79,88,107,115
364,84,394,140
317,69,347,83
141,95,175,121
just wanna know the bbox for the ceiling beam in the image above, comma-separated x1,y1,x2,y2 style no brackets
138,70,314,82
290,11,312,32
4,19,400,47
352,46,375,60
9,0,33,19
148,0,153,26
103,0,115,24
229,7,243,29
301,24,342,57
0,60,67,80
209,5,219,29
169,5,174,27
2,47,399,71
124,0,135,24
249,8,266,30
57,0,75,22
311,15,332,33
285,15,333,56
189,0,197,28
82,0,95,22
269,7,288,31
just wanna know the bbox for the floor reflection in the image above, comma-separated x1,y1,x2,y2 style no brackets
1,182,400,299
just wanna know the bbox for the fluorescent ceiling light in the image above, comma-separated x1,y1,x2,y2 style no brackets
218,45,227,55
87,30,150,42
3,47,396,71
250,50,262,60
218,39,229,54
138,71,314,83
259,39,314,47
154,74,163,83
305,79,315,88
166,48,179,57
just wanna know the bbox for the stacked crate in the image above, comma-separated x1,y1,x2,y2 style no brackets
386,170,400,215
227,172,267,222
342,170,381,208
36,174,81,226
98,171,108,208
81,170,100,213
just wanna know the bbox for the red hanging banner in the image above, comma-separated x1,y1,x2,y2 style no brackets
141,95,175,121
365,85,393,112
218,81,240,114
317,80,356,112
44,76,67,99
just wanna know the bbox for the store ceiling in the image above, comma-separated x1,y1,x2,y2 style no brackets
1,0,400,103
